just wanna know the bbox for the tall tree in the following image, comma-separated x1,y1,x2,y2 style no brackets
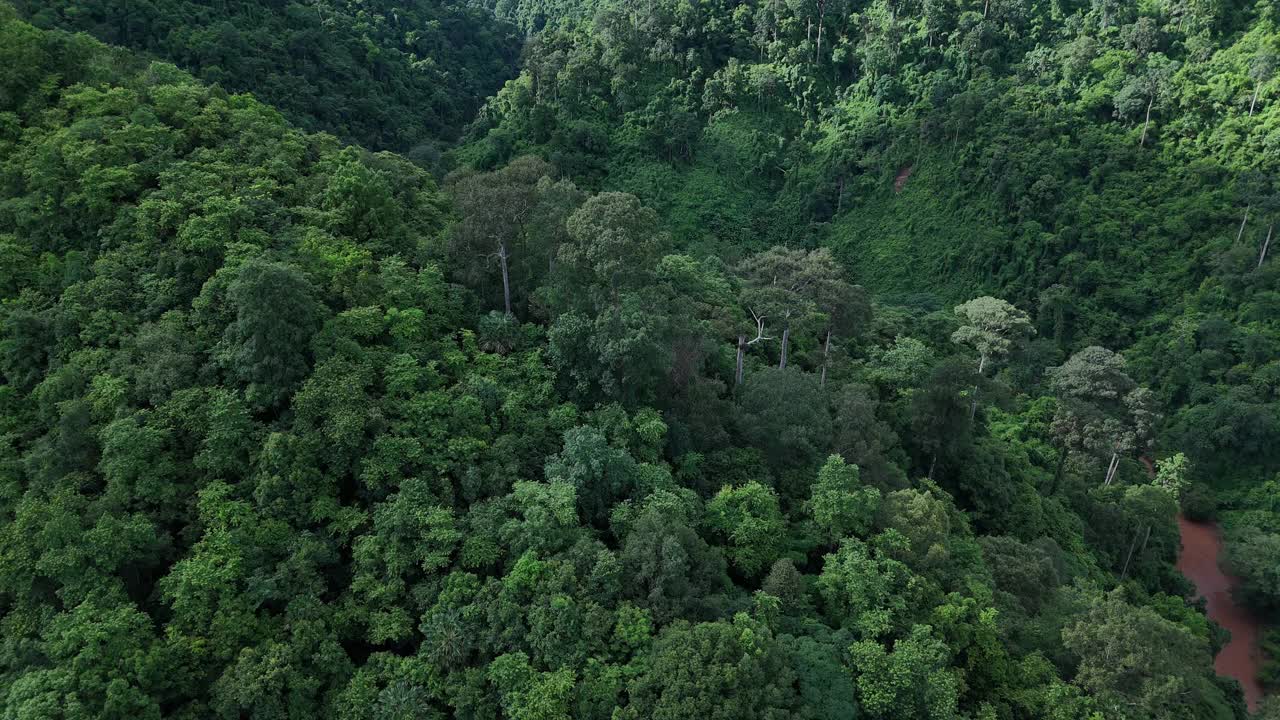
1048,347,1157,486
736,247,849,372
951,296,1034,418
557,192,667,311
216,260,324,410
449,156,583,317
1249,49,1275,117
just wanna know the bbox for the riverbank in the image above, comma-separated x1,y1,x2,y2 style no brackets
1177,514,1265,712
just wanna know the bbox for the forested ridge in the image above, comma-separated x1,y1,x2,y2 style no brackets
11,0,521,155
1,0,1279,718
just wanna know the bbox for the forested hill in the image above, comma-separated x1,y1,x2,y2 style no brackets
12,0,522,155
460,0,1280,483
2,1,1280,719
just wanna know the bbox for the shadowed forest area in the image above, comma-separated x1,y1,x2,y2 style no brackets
1,0,1279,718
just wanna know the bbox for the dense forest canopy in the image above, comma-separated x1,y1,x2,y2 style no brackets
1,0,1280,718
12,0,522,155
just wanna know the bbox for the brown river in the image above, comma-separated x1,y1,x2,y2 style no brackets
1177,514,1265,712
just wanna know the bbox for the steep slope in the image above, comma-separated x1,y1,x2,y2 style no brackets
0,2,1276,718
13,0,522,153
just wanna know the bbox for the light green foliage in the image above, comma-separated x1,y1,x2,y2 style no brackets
1048,347,1157,483
864,336,936,393
849,624,959,720
1153,452,1191,498
816,536,916,639
488,652,576,720
951,297,1034,374
879,488,954,570
809,455,881,543
558,192,667,305
705,481,785,576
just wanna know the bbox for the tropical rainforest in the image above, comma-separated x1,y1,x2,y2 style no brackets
0,0,1278,718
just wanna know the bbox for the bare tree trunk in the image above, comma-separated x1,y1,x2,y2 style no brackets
1121,524,1153,581
1251,82,1261,117
969,354,986,419
928,453,937,481
735,335,746,386
1259,223,1274,269
1237,205,1250,244
1103,451,1119,486
983,0,989,17
778,324,790,369
1120,526,1141,580
820,328,832,387
1140,96,1153,147
815,22,823,63
498,242,513,317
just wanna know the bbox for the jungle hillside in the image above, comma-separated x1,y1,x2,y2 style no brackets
1,0,1279,718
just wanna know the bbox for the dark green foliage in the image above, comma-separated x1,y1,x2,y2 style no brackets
13,0,521,152
217,260,323,409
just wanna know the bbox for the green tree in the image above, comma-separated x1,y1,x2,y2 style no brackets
216,260,324,410
849,624,959,720
616,615,802,720
1048,347,1156,486
1062,591,1221,719
705,481,786,576
951,296,1034,417
808,455,881,543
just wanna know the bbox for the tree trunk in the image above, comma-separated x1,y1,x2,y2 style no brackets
820,328,832,387
983,0,990,17
1103,451,1119,486
1121,524,1153,581
1120,525,1142,580
498,242,513,317
1250,82,1260,117
928,453,937,481
778,324,790,370
1237,205,1250,244
1140,96,1153,147
969,354,986,419
815,21,823,63
1259,223,1274,269
735,335,746,386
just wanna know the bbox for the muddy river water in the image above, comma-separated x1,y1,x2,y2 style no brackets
1176,514,1265,712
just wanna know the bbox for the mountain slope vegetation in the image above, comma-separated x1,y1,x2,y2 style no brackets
12,0,522,153
1,0,1279,718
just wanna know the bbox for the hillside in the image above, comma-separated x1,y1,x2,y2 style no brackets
2,1,1280,719
12,0,522,154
